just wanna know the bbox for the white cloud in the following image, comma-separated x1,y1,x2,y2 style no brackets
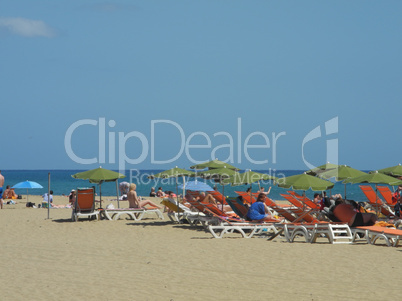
0,17,56,37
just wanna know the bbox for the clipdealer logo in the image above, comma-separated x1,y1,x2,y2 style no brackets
64,117,339,174
64,118,286,172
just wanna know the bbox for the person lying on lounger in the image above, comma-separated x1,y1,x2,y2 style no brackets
246,193,280,223
127,184,162,209
332,200,377,227
196,192,218,206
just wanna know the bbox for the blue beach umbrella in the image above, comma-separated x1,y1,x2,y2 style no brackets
12,180,43,203
178,181,213,192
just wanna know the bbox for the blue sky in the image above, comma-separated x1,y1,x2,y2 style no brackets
1,1,401,171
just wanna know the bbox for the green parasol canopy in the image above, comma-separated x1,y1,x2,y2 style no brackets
318,165,367,181
190,159,239,170
305,162,340,176
277,173,335,191
149,167,195,179
71,167,126,208
343,171,402,185
72,167,125,183
376,164,402,177
198,166,237,179
317,165,367,199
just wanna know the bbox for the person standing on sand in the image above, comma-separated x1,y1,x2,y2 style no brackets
0,170,4,209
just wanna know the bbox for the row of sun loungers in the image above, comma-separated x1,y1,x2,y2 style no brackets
71,187,402,247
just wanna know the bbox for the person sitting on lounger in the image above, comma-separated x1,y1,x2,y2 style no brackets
156,187,165,197
332,201,377,227
127,184,162,209
246,193,280,222
196,192,218,206
394,197,402,218
313,193,323,209
149,187,157,197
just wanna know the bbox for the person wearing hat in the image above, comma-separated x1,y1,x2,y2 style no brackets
68,190,76,204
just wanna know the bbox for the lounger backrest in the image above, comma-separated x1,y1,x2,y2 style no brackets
187,191,200,198
161,200,184,213
287,191,302,198
233,198,249,218
208,191,226,204
359,185,394,217
264,197,297,222
234,191,256,204
279,194,319,223
186,199,207,214
377,186,394,205
359,185,382,204
75,188,95,212
301,198,320,210
281,194,303,208
204,203,226,216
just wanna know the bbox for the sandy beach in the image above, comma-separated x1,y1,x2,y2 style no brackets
0,195,400,301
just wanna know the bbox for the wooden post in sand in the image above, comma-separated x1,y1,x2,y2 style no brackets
115,180,120,209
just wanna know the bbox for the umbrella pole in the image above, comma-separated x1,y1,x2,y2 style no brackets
375,184,380,216
182,176,186,198
222,184,225,211
176,179,181,222
99,183,102,209
115,180,120,209
47,172,50,219
344,184,347,200
250,184,253,204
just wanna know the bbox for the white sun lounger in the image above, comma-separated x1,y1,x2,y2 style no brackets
101,207,164,221
281,223,353,244
351,226,402,247
208,222,280,239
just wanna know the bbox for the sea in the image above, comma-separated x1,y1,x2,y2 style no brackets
2,169,387,203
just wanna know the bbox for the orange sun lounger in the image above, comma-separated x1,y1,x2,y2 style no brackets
376,186,396,207
359,185,394,217
352,226,402,247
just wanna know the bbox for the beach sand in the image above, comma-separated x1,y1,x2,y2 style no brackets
0,195,399,301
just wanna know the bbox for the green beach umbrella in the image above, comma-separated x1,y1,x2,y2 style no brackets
277,172,335,191
376,164,402,177
343,171,402,186
149,167,195,179
318,165,367,199
198,166,237,179
72,167,126,209
190,159,239,171
305,162,340,176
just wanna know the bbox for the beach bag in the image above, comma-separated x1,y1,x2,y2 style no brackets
26,202,35,207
